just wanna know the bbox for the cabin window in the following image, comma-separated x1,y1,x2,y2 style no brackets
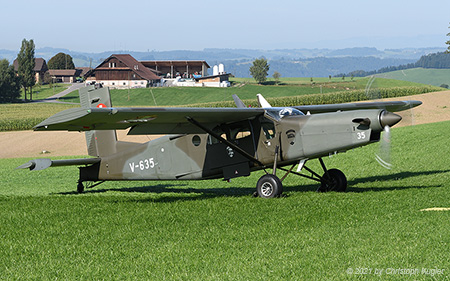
230,126,252,141
192,135,201,146
207,126,227,145
262,122,276,139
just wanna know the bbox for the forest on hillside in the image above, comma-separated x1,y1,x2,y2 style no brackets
347,52,450,77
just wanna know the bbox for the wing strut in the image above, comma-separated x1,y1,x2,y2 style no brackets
185,116,264,167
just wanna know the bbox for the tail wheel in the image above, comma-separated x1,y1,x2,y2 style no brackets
319,169,347,192
77,182,85,193
256,174,283,198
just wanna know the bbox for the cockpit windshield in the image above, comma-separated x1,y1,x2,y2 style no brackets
278,107,304,117
265,107,304,120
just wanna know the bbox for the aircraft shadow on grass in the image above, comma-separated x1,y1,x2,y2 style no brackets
54,169,449,201
55,184,257,202
344,169,450,192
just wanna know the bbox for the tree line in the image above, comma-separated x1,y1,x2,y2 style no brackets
346,52,450,77
0,39,35,102
0,38,76,103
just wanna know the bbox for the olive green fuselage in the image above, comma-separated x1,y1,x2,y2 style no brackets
84,109,382,182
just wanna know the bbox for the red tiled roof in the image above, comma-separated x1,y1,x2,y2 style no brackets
108,54,160,80
13,58,48,72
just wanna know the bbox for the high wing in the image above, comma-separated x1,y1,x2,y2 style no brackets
34,107,266,135
293,100,422,114
34,97,421,135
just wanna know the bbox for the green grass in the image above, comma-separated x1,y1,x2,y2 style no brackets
0,103,77,131
60,77,432,107
375,68,450,87
1,121,450,279
21,83,71,100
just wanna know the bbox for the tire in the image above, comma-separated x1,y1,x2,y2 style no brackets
256,174,283,198
319,169,347,192
77,182,85,193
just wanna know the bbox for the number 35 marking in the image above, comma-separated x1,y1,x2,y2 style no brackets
356,132,366,140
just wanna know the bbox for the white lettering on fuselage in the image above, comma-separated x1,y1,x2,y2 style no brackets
128,158,155,173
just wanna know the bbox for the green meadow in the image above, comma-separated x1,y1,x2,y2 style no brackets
59,77,432,107
1,120,450,280
375,68,450,87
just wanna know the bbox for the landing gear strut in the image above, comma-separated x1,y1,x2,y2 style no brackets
255,155,348,198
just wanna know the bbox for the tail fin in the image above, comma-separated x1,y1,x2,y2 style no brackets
79,86,118,157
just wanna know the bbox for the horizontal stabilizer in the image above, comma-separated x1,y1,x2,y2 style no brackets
16,158,100,171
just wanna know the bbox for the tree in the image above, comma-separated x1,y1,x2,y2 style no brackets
249,57,269,84
446,22,450,54
17,39,35,100
272,71,281,84
0,59,21,103
48,52,75,69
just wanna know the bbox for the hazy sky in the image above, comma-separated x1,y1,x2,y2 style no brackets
1,0,449,52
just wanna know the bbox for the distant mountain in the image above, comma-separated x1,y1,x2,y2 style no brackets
216,57,416,78
0,47,444,77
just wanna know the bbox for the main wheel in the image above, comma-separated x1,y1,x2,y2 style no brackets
77,182,85,193
256,174,283,198
318,169,347,192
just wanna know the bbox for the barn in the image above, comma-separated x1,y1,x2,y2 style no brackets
85,54,161,88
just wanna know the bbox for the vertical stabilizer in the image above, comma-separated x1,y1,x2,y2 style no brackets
79,86,118,157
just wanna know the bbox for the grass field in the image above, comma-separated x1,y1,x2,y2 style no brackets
0,103,77,131
58,77,430,107
1,121,450,280
21,83,70,100
375,68,450,87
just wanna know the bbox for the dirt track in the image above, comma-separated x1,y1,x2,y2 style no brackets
1,91,449,159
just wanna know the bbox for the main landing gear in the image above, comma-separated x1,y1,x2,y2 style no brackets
255,158,347,198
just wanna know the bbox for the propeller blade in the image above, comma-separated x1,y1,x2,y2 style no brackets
375,125,392,169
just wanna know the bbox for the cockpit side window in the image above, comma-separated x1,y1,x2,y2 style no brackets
207,122,253,145
207,126,227,145
261,122,276,139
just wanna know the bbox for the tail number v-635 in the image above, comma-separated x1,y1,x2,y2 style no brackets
129,158,155,173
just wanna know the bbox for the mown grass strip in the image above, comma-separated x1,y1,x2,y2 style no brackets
0,121,449,279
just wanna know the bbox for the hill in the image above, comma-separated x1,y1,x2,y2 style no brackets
1,47,442,77
374,68,450,87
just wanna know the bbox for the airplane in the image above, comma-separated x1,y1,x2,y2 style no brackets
17,85,421,198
